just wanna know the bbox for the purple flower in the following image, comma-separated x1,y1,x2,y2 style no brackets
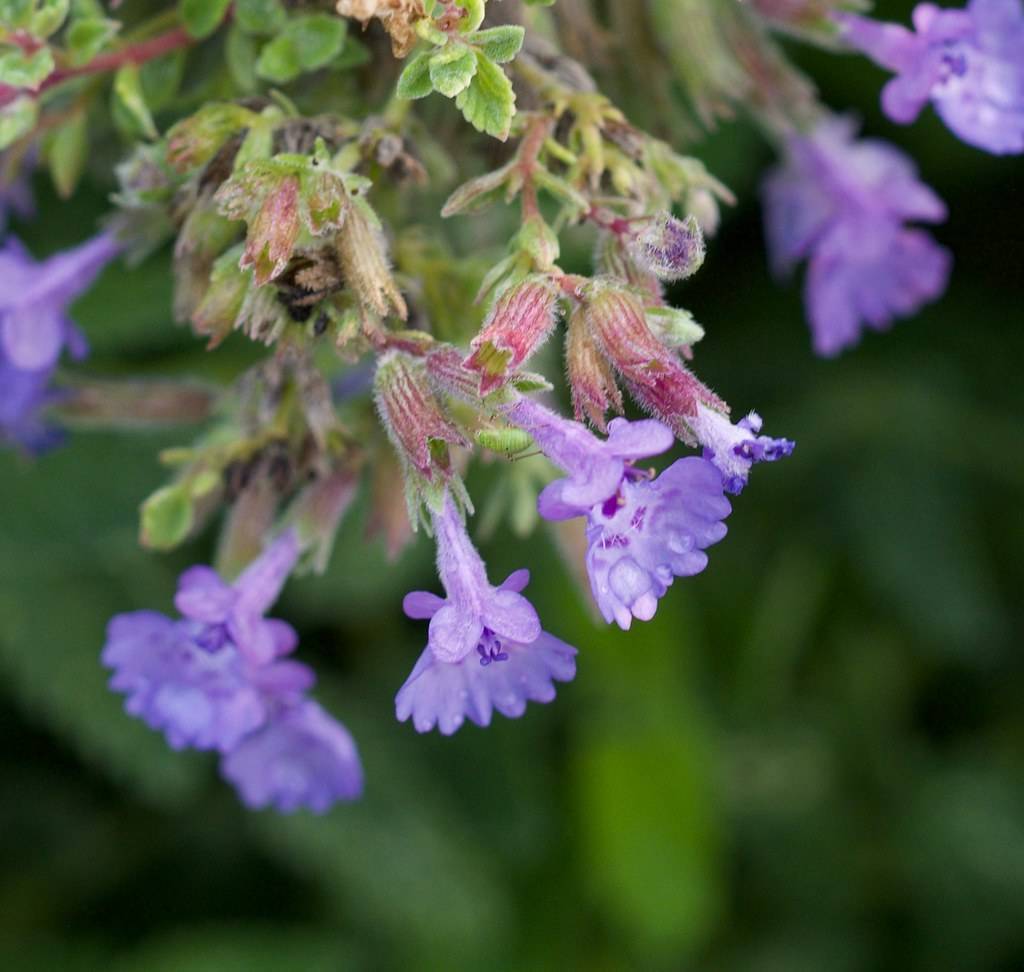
103,530,364,810
688,405,795,494
1,232,118,371
0,359,66,453
503,396,675,520
836,0,1024,155
221,700,364,812
395,496,576,734
763,116,951,356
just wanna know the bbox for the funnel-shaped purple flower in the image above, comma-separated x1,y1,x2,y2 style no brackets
764,116,951,356
396,497,576,734
837,0,1024,155
586,457,732,629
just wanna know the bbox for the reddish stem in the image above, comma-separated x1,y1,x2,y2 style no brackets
0,25,193,110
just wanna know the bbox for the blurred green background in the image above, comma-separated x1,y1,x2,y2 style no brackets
2,3,1023,969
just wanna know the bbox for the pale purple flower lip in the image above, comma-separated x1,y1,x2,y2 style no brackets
395,496,577,735
763,116,951,357
688,406,795,494
835,0,1024,155
585,456,732,629
103,531,364,812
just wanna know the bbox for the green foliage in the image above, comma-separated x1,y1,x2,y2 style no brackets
0,93,37,149
179,0,231,39
454,51,515,140
256,14,347,84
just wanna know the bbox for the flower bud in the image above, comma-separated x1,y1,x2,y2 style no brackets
464,277,559,394
627,212,705,282
336,200,407,320
166,103,258,174
565,304,622,430
594,231,662,302
582,280,721,432
301,166,349,236
426,344,481,403
239,175,301,286
374,350,467,482
191,246,249,347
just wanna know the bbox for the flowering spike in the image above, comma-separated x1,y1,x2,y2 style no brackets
395,495,576,734
763,116,951,356
836,1,1024,155
464,277,559,393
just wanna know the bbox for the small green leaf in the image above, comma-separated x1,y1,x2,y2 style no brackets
225,24,258,90
28,0,69,38
46,110,88,198
0,43,54,89
468,25,524,63
288,13,347,71
396,51,433,100
454,51,515,140
255,34,301,83
456,0,485,32
234,0,286,35
0,95,37,150
179,0,231,39
65,16,120,67
140,485,194,550
428,44,477,98
113,62,157,138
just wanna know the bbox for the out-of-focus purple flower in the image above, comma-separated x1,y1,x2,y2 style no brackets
103,531,365,811
174,529,301,666
836,0,1024,154
586,457,731,629
221,700,364,812
688,405,795,494
763,116,951,356
0,358,65,453
102,609,311,752
503,396,675,519
0,231,119,371
395,496,576,734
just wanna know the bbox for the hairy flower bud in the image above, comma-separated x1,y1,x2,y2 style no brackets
374,351,467,482
426,345,481,404
566,305,623,430
627,212,705,282
464,277,559,394
593,231,663,303
191,246,249,347
336,200,407,320
583,281,722,434
166,103,258,174
240,176,301,286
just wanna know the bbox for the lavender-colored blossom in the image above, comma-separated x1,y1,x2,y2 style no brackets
836,0,1024,154
395,496,576,734
103,532,306,751
0,358,65,452
0,231,119,371
763,116,951,356
221,700,364,812
503,396,675,520
688,405,795,494
586,457,731,629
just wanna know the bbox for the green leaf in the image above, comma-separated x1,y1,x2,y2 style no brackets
225,24,258,91
113,62,157,139
140,50,185,111
455,0,485,32
467,25,524,64
140,485,194,550
65,16,120,67
0,43,54,89
179,0,231,39
28,0,69,38
255,34,301,84
396,51,433,100
234,0,286,35
46,110,88,198
428,44,477,98
287,13,347,71
0,95,37,150
454,51,515,140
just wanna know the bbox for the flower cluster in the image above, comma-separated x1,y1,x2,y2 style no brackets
0,0,1012,812
102,531,363,812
